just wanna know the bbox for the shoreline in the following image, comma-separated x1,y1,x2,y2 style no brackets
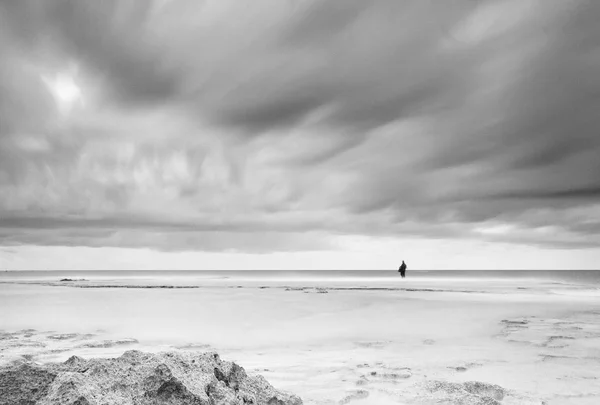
2,276,599,404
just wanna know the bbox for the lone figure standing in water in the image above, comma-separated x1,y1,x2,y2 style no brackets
398,260,407,278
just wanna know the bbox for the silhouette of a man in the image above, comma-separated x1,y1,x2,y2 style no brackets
398,260,407,278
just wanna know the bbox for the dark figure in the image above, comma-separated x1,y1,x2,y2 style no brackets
398,261,407,278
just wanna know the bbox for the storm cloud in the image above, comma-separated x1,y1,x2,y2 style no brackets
1,0,599,259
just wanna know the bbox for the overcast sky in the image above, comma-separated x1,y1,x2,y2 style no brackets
1,0,599,270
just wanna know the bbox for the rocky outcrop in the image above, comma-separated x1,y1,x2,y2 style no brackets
419,380,506,405
0,351,303,405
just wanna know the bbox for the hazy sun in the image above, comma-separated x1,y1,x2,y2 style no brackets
43,71,83,115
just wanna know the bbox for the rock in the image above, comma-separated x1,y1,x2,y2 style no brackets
420,380,507,405
463,381,505,401
47,334,79,340
355,376,369,386
500,319,528,325
387,370,412,379
75,338,138,348
338,390,369,404
0,350,303,405
0,364,57,405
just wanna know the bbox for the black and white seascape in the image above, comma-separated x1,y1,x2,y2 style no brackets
1,1,600,404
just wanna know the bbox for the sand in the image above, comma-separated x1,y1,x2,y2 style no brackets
1,271,599,404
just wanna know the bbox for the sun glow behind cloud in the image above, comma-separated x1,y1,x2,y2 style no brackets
42,71,83,116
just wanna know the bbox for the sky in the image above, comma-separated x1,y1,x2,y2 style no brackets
1,0,600,270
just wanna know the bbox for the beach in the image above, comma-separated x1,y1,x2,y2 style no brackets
1,271,599,404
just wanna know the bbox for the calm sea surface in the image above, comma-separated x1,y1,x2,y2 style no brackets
1,270,600,284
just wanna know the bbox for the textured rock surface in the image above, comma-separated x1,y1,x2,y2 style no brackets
0,350,303,405
418,380,507,405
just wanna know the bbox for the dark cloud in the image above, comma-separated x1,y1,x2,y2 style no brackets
331,1,600,224
0,214,316,233
214,91,329,132
0,212,340,253
421,1,600,186
0,227,334,253
493,187,600,201
0,0,599,255
213,0,473,132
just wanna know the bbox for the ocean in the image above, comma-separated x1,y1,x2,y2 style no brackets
2,269,600,285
